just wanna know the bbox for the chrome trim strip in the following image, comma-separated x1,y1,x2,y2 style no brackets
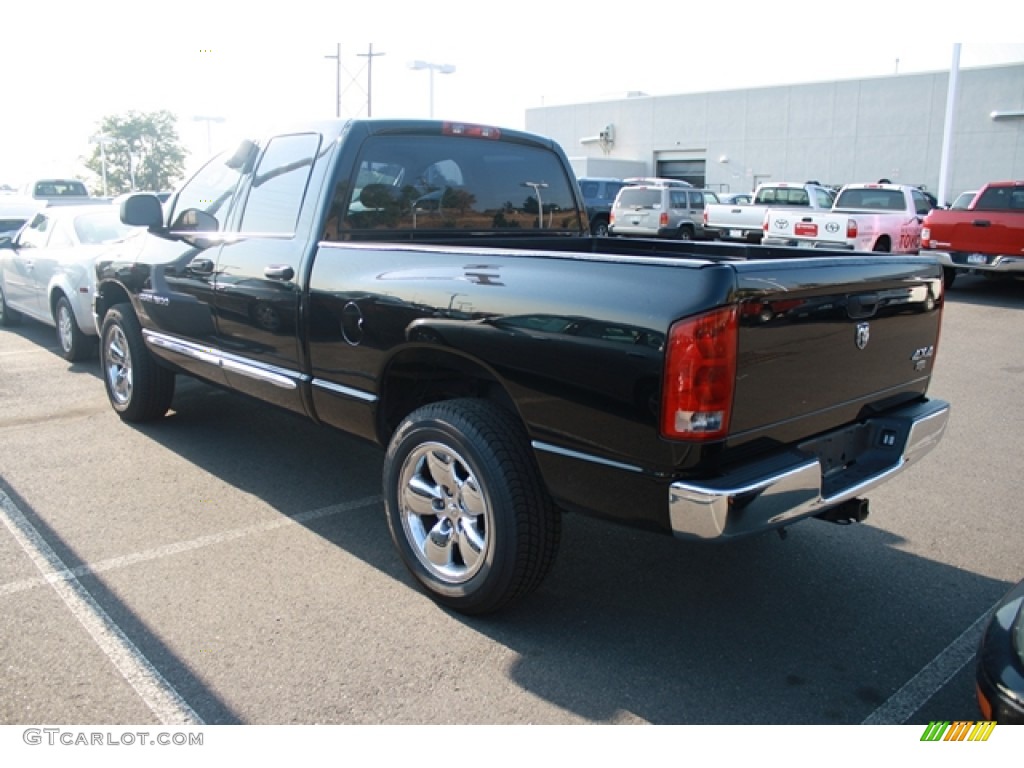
531,441,644,474
668,400,950,541
312,378,378,403
143,331,300,391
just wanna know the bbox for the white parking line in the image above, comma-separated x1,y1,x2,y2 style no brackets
0,487,379,725
861,610,990,724
0,495,382,598
3,480,991,725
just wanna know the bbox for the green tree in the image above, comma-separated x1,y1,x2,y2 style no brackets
83,110,188,196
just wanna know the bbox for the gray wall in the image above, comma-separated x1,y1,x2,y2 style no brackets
527,64,1024,205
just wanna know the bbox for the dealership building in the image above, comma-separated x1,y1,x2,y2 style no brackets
525,62,1024,206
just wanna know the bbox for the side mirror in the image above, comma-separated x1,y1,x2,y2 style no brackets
120,193,164,227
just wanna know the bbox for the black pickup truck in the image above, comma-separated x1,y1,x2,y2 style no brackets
95,119,950,614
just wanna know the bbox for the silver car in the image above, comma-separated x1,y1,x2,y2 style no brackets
0,203,138,361
609,183,720,240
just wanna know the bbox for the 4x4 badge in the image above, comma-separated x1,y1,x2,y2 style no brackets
855,322,870,350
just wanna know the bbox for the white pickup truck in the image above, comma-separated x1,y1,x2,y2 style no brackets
762,183,935,252
703,181,835,243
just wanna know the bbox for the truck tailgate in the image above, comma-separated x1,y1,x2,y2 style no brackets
945,213,1022,255
727,255,943,448
706,204,765,233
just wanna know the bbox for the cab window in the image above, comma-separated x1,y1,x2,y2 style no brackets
239,133,322,235
327,134,583,237
912,190,932,216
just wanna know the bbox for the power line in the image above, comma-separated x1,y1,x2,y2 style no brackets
325,43,385,119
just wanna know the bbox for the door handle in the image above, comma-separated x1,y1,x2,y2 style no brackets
264,265,295,281
971,219,991,227
847,292,880,320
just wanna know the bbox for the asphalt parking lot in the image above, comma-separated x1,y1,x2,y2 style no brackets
0,273,1021,726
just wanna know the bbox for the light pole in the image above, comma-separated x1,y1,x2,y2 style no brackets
407,60,456,118
193,115,225,156
90,134,111,197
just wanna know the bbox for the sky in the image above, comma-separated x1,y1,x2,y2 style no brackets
1,1,1021,186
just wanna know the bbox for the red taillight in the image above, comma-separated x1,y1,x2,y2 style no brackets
442,122,501,139
660,211,669,227
661,306,738,441
846,218,858,238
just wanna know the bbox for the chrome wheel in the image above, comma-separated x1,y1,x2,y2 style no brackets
383,399,560,614
105,324,133,406
398,441,492,584
57,301,75,354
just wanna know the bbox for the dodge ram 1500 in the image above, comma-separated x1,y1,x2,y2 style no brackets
94,119,950,614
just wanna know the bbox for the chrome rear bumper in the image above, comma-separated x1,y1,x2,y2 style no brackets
933,250,1024,274
668,399,950,540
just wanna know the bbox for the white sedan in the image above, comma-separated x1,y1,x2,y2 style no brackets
0,203,139,361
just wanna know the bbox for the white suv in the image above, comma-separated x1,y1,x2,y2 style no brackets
609,183,719,240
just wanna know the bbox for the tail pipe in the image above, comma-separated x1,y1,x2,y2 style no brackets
816,497,870,525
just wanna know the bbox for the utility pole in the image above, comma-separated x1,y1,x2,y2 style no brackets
357,43,385,117
324,43,341,117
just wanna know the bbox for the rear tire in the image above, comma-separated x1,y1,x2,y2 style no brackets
54,295,94,362
383,398,560,615
0,284,22,327
677,225,694,241
100,303,175,422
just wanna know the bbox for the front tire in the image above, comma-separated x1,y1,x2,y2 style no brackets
100,303,175,422
54,295,94,362
383,398,560,615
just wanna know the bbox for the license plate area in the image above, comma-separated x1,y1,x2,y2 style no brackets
967,253,988,265
799,419,905,498
795,222,818,237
